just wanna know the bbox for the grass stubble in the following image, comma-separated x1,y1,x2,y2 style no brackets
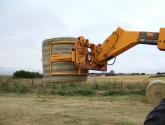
0,75,164,125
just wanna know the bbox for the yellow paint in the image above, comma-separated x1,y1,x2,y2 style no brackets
158,28,165,50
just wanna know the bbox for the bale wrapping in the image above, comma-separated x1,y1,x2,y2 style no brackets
146,80,165,105
42,37,87,84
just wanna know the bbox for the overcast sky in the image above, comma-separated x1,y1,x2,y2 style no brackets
0,0,165,74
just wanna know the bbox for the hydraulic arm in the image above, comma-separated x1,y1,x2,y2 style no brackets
49,27,165,75
71,27,165,72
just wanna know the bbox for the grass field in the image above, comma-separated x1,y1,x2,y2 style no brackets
0,75,165,125
0,94,153,125
1,74,165,96
88,75,165,84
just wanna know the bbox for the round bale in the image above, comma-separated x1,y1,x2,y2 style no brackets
146,80,165,105
42,37,88,84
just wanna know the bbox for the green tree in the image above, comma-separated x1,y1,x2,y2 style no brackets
13,70,43,79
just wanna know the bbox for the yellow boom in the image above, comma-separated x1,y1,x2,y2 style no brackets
50,27,165,75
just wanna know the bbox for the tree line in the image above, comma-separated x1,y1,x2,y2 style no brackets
13,70,43,79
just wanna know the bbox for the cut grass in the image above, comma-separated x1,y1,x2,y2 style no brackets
0,75,161,125
0,94,153,125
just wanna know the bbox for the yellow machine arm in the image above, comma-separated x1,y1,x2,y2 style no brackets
97,27,165,62
72,27,165,72
49,27,165,75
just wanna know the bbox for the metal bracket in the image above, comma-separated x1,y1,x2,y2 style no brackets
49,41,88,76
